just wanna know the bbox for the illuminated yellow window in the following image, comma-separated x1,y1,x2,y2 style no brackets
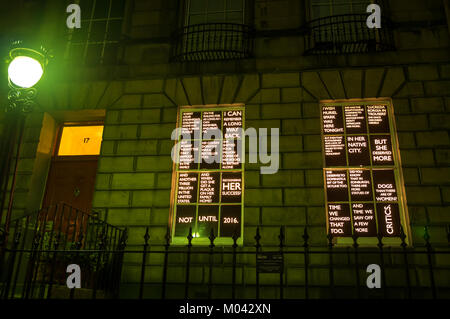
58,125,104,156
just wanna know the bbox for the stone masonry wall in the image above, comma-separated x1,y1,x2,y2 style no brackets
88,64,449,298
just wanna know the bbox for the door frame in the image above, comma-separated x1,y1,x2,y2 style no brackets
42,120,104,211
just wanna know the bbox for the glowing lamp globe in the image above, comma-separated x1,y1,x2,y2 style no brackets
8,56,44,88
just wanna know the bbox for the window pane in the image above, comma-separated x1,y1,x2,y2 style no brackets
313,5,331,19
226,11,243,23
69,44,85,60
207,12,226,23
90,21,107,41
80,0,94,15
208,0,225,12
71,27,88,43
103,43,119,64
353,3,368,13
93,0,109,18
85,44,103,65
106,20,122,40
190,0,207,14
333,4,349,15
110,0,125,18
58,126,104,156
189,14,206,25
227,0,243,11
312,0,370,18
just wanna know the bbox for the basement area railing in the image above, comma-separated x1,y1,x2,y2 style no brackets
0,203,125,299
2,221,450,299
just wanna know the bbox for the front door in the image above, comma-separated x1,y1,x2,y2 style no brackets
42,159,99,213
41,123,104,234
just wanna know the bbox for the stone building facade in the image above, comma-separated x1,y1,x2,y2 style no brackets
0,0,449,298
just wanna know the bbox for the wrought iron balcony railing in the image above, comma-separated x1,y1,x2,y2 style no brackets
304,14,395,55
171,23,255,62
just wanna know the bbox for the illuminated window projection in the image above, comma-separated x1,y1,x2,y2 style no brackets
172,106,244,245
320,100,409,242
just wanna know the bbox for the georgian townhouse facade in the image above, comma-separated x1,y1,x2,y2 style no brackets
0,0,449,299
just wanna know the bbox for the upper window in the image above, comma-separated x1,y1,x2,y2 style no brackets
311,0,370,19
320,99,409,245
65,0,126,65
305,0,394,55
172,0,253,61
185,0,245,25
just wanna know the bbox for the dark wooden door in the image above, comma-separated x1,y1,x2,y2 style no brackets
42,158,99,240
43,159,98,213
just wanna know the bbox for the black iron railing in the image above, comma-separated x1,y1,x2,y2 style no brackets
171,23,255,62
304,14,395,55
0,203,125,299
2,221,450,299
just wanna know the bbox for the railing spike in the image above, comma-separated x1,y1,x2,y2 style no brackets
0,228,6,248
377,232,384,249
143,227,150,246
76,227,84,249
13,229,21,245
278,226,284,248
33,232,42,250
424,226,431,245
119,228,128,249
187,227,193,247
303,227,309,248
352,233,358,248
232,228,238,248
254,226,261,249
326,230,333,248
165,226,171,247
399,225,407,248
209,228,216,248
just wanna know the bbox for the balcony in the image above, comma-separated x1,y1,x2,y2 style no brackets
171,23,255,62
304,14,395,55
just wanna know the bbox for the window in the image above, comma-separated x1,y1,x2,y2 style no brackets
320,99,409,245
311,0,370,20
172,0,252,61
57,124,104,156
65,0,126,65
172,105,244,245
304,0,394,55
185,0,245,25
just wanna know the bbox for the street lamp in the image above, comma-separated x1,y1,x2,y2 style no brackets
6,42,50,112
0,42,50,247
8,56,44,88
